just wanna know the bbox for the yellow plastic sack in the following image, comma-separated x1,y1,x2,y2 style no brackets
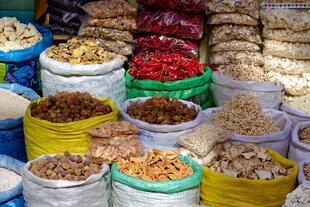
200,149,298,207
24,97,119,160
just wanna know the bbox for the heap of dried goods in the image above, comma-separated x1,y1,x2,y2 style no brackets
127,95,197,125
0,168,21,192
298,126,310,144
304,163,310,181
284,184,310,207
212,94,280,136
46,37,126,64
208,144,293,180
118,149,193,181
29,152,101,181
31,92,112,123
0,88,30,120
87,121,139,138
0,17,42,52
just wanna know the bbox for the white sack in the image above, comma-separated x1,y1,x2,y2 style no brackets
203,108,292,157
281,103,310,127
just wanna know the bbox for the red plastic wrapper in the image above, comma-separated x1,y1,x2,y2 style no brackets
137,0,207,13
134,35,199,58
137,9,204,40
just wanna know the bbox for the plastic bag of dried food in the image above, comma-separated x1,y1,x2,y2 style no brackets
211,40,260,52
49,14,80,29
263,40,310,60
79,26,133,43
82,0,136,19
47,0,86,13
260,9,310,31
208,13,258,26
87,121,139,138
206,0,259,19
209,24,262,45
137,9,204,40
84,16,136,31
85,38,132,56
210,51,264,66
137,0,207,13
48,24,78,35
178,123,229,157
134,35,199,58
263,28,310,43
264,55,310,75
47,5,80,24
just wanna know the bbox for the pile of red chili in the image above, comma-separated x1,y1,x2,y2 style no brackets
129,51,204,82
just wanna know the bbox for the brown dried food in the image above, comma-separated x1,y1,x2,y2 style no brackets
85,16,137,31
29,152,102,181
211,40,260,52
298,126,310,144
87,121,139,138
118,149,193,181
208,13,258,26
210,51,264,66
126,95,197,125
217,64,268,81
304,163,310,181
31,92,112,123
208,143,293,180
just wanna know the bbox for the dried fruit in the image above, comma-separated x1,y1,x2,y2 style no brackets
299,126,310,144
118,149,193,181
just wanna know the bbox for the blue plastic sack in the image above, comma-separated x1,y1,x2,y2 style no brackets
0,83,40,161
0,22,52,63
0,155,24,205
0,196,25,207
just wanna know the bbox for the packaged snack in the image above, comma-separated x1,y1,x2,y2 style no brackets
86,38,133,56
210,51,264,66
84,16,136,31
263,28,310,43
208,13,258,26
79,26,133,42
211,40,260,52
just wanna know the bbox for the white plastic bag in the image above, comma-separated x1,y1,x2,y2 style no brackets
22,154,111,207
281,103,310,126
288,121,310,163
39,50,124,76
41,68,126,107
203,108,292,157
298,159,310,185
211,72,283,109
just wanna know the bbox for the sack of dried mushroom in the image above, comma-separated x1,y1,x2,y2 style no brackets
288,121,310,164
298,160,310,185
200,144,298,207
111,149,202,207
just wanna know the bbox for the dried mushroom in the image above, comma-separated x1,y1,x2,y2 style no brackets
31,92,112,123
212,94,280,136
126,95,197,125
304,163,310,181
118,149,193,181
29,152,102,181
208,144,293,180
298,126,310,144
46,37,126,64
0,17,42,52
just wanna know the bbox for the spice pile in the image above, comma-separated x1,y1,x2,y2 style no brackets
0,17,42,52
298,126,310,144
29,152,101,181
208,143,293,180
79,0,136,56
118,149,193,181
207,0,267,82
88,121,143,165
304,163,310,181
212,94,280,136
31,92,112,123
126,95,197,125
0,168,21,192
46,37,126,64
0,88,30,120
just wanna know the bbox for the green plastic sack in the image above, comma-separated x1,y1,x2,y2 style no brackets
111,155,202,194
125,66,213,109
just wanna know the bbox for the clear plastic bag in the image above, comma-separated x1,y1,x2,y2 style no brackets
260,9,310,31
210,24,262,45
137,0,207,13
87,121,139,138
84,16,136,31
48,24,77,35
211,40,260,52
210,51,264,66
208,13,258,26
206,0,259,19
134,35,199,58
82,0,136,19
263,40,310,60
217,64,268,81
137,8,204,40
263,28,310,43
79,26,133,42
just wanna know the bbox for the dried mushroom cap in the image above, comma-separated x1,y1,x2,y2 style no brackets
118,149,193,181
208,143,293,180
298,126,310,144
303,163,310,181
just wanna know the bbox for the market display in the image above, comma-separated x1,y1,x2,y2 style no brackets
126,95,197,125
117,149,193,181
0,17,42,52
0,168,21,192
284,184,310,207
31,92,112,123
212,94,280,136
0,88,30,119
298,126,310,144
